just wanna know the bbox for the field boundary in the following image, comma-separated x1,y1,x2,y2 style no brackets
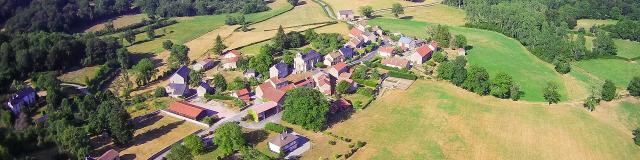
247,3,296,26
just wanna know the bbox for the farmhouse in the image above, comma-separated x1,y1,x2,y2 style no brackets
349,28,364,41
371,26,384,36
269,133,302,154
269,62,289,78
324,51,344,66
293,50,322,74
256,83,286,104
355,20,368,31
165,66,190,98
244,69,259,79
168,101,207,121
398,36,415,49
293,77,315,88
312,70,333,95
6,86,36,115
382,56,411,69
346,37,363,48
409,43,437,65
192,58,214,71
338,10,355,21
232,88,252,103
196,81,213,97
378,46,395,57
267,77,290,89
328,62,348,78
249,101,281,122
338,46,354,59
222,50,242,69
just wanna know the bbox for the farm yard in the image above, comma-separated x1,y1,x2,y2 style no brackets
368,18,569,102
329,80,640,159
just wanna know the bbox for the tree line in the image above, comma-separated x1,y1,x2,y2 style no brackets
137,0,270,18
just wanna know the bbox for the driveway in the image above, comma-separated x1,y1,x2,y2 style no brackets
239,112,282,129
189,100,239,119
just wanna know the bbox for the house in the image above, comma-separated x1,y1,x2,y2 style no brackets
313,72,333,95
457,48,466,56
255,83,286,104
338,46,354,59
244,69,259,79
269,62,289,78
408,43,437,64
196,82,213,97
293,50,322,74
269,133,302,153
193,59,214,71
249,102,281,122
266,77,290,89
324,51,344,66
338,10,355,21
378,46,394,57
330,98,352,114
349,28,364,40
293,77,315,88
94,149,119,160
382,56,411,69
346,37,363,48
398,36,415,49
222,50,242,69
165,66,190,98
328,62,348,78
168,101,207,120
371,26,384,36
232,88,252,103
355,20,368,31
278,83,296,93
6,86,36,115
361,31,377,43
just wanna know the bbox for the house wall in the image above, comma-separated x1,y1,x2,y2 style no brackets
223,62,237,69
269,143,281,153
169,74,186,84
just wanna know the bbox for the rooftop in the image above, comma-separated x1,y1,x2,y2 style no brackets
269,133,300,147
168,101,206,120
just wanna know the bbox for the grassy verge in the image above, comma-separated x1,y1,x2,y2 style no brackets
369,18,567,102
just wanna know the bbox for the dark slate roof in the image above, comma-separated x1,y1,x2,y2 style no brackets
273,62,288,71
199,82,212,91
173,66,190,81
302,50,321,61
339,46,353,56
9,86,36,106
169,83,187,96
270,133,300,147
399,36,413,44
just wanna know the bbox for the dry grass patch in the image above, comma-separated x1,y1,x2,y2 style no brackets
58,66,101,85
85,14,148,32
574,19,617,31
315,22,349,35
378,4,465,26
250,0,331,31
325,0,439,12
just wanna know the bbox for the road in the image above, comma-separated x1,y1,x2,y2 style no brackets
60,83,89,94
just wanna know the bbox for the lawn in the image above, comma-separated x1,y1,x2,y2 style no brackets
584,36,640,59
574,19,618,31
574,59,640,88
57,66,100,85
84,13,148,32
100,112,205,159
328,80,640,159
127,97,174,118
369,18,568,102
238,41,270,56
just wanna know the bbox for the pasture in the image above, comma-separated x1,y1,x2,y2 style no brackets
574,59,640,88
574,19,618,31
378,4,466,26
368,18,568,102
328,80,640,159
324,0,439,12
57,66,100,85
84,14,148,32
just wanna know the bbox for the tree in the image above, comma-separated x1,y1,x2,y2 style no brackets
212,35,227,57
213,74,227,92
273,26,287,51
432,51,446,62
166,144,193,160
437,61,454,80
592,30,617,57
629,77,640,97
359,6,374,18
154,87,167,97
490,72,514,99
428,25,451,48
336,80,351,94
0,110,12,128
146,26,156,40
282,51,295,65
601,80,616,101
248,53,273,75
510,83,521,101
184,134,205,155
168,44,190,70
454,35,467,49
633,128,640,146
163,40,174,50
60,126,90,159
132,58,157,86
239,147,271,160
189,70,204,87
108,101,133,146
462,66,490,95
214,122,246,155
123,30,136,44
282,88,330,131
228,77,246,90
583,96,599,111
543,82,561,104
288,0,299,6
450,57,467,86
391,3,404,18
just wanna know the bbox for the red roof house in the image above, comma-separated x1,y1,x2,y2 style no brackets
256,83,286,104
168,101,207,120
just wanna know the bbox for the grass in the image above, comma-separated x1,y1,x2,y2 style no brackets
324,0,440,13
369,18,568,102
328,80,640,159
57,66,100,85
574,59,640,88
617,101,640,129
127,97,174,118
251,0,332,30
574,19,618,31
85,13,148,32
584,36,640,59
238,40,270,56
118,113,205,159
378,4,466,26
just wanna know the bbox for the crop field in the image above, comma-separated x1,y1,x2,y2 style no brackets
85,14,148,32
328,80,640,159
574,19,618,31
369,18,568,102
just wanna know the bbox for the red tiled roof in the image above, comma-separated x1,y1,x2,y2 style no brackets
331,98,352,113
227,50,242,57
294,77,314,87
258,83,286,103
379,47,394,54
97,149,119,160
251,101,279,114
235,88,251,102
269,77,286,85
332,62,348,72
416,44,433,57
350,28,363,38
223,57,239,63
381,57,409,68
168,101,206,120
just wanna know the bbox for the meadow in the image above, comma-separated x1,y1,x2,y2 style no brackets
574,19,618,31
329,80,640,159
574,59,640,88
368,18,568,102
57,66,100,85
377,4,466,26
84,13,148,32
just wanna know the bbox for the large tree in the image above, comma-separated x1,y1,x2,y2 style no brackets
189,70,205,87
601,80,616,101
212,35,227,57
168,44,190,70
132,58,157,86
391,3,404,18
213,74,227,93
282,88,330,131
214,122,246,155
336,80,351,94
628,77,640,97
543,82,561,104
359,6,374,18
248,53,273,75
184,134,205,155
490,72,514,99
428,25,452,48
591,30,617,57
166,144,193,160
462,66,490,95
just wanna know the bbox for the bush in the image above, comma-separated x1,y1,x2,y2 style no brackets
633,128,640,146
601,80,616,101
387,71,418,80
354,79,378,88
628,77,640,97
328,140,336,145
356,88,374,96
355,141,366,148
202,116,216,125
154,87,167,97
265,122,287,133
204,94,236,100
233,98,246,108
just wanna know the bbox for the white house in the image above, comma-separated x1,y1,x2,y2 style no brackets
222,50,241,69
192,59,214,71
269,62,289,78
338,10,355,21
269,133,302,154
165,66,190,98
381,56,410,69
293,50,322,74
378,46,394,57
408,42,438,65
327,62,348,78
196,82,213,97
323,51,344,66
6,86,36,115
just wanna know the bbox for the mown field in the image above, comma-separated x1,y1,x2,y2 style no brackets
369,18,568,102
573,59,640,88
329,80,640,159
57,66,100,85
377,4,465,26
85,14,148,32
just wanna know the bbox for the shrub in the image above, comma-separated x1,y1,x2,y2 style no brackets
354,79,378,88
628,77,640,97
328,140,336,145
204,94,236,100
601,80,616,101
233,98,245,108
357,88,374,96
348,144,354,148
633,128,640,146
202,116,216,125
355,141,366,148
154,87,167,97
265,122,287,133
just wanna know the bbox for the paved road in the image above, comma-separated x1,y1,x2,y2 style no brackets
347,44,383,66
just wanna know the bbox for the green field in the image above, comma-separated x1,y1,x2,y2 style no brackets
614,39,640,59
574,59,640,88
369,18,567,102
617,101,640,129
126,2,293,54
329,80,640,159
